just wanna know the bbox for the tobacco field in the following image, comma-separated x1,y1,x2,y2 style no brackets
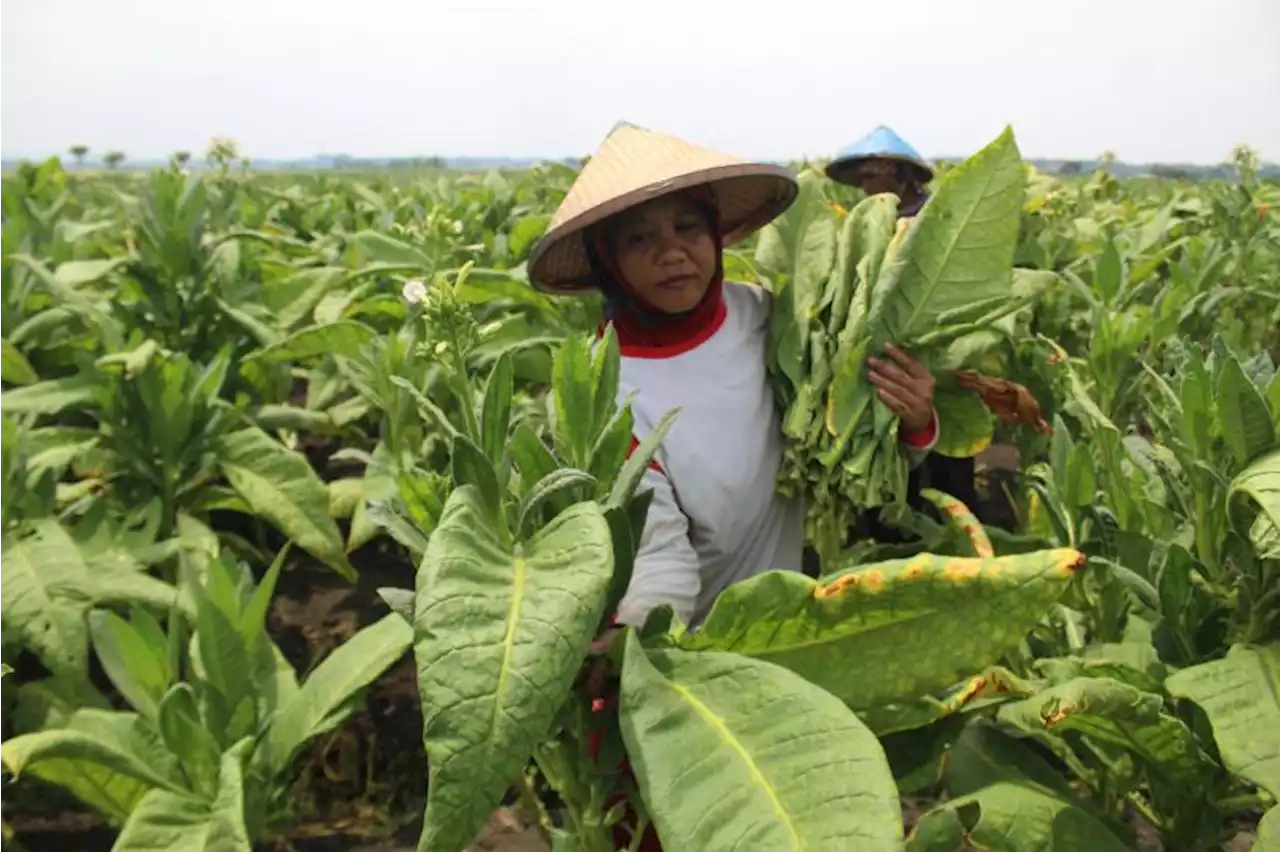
1,134,1278,852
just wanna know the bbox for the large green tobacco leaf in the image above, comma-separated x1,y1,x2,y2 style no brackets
3,702,155,823
1,338,39,385
11,254,128,305
1271,372,1280,429
1230,449,1280,558
1,519,178,677
2,525,90,677
998,677,1207,788
112,739,254,852
267,267,348,330
1165,642,1280,797
903,807,968,852
943,722,1084,803
932,387,995,458
507,213,552,259
1036,641,1167,694
451,436,503,522
89,609,172,722
414,486,613,852
0,374,99,416
480,352,514,466
680,548,1084,720
247,320,377,364
219,298,282,347
757,170,837,392
550,333,596,468
24,425,102,476
1258,806,1280,852
159,685,222,800
871,126,1026,346
755,169,834,290
620,632,903,851
1,708,187,797
822,195,898,441
1217,352,1276,466
11,675,112,733
349,229,434,270
456,269,555,314
194,601,257,748
215,426,354,580
253,613,411,782
906,781,1131,852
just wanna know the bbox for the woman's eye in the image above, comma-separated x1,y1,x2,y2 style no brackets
676,218,704,233
626,230,651,246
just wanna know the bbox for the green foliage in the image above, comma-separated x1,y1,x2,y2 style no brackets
1,546,410,848
762,129,1058,564
2,136,1278,851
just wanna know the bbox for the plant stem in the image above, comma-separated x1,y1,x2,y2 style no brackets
514,768,553,844
626,814,651,852
1215,792,1274,815
1125,790,1162,832
446,329,480,442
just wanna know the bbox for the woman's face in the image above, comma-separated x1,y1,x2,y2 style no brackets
608,194,718,314
851,159,902,196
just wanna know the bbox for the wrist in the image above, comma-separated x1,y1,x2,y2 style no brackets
901,409,938,448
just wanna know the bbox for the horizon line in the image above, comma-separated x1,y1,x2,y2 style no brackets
2,151,1270,170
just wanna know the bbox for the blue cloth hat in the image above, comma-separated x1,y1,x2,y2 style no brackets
825,125,934,187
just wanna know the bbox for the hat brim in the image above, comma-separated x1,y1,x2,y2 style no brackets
825,153,933,188
529,164,797,295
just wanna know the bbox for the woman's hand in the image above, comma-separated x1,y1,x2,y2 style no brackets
578,627,623,701
867,344,936,434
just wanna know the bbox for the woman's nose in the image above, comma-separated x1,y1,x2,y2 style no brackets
655,228,687,261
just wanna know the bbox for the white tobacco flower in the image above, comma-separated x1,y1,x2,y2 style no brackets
402,279,428,304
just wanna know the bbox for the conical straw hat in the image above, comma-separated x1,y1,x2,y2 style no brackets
529,122,798,294
825,125,934,187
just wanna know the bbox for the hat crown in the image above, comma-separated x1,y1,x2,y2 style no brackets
544,122,753,235
528,122,797,294
833,125,928,166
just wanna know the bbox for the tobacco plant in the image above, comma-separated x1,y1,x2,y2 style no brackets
0,342,352,579
1,545,411,850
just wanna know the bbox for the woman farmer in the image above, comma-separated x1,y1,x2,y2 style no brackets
527,122,939,847
826,125,982,520
530,121,940,633
825,124,934,218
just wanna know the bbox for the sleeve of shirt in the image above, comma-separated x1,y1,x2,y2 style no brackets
614,465,702,629
899,407,940,469
729,280,772,334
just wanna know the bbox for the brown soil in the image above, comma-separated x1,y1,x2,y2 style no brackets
974,442,1023,531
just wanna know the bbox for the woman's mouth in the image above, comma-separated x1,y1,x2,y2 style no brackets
657,274,698,289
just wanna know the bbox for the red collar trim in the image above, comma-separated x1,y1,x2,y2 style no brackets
610,294,727,359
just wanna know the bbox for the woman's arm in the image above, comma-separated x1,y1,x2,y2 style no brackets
615,465,702,629
868,343,940,467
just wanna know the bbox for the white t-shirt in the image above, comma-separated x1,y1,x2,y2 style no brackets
612,280,802,629
614,280,936,630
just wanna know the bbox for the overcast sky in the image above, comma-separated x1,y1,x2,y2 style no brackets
3,0,1278,165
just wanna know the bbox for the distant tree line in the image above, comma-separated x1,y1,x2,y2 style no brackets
6,143,1274,181
1053,159,1278,181
326,154,447,170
